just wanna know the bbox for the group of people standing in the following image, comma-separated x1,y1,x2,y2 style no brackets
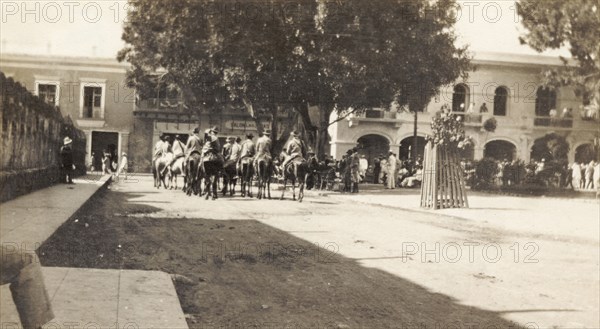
570,160,600,190
373,153,423,189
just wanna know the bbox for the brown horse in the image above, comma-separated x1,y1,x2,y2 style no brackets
184,152,202,196
279,153,308,202
202,158,222,200
255,155,273,200
221,160,238,196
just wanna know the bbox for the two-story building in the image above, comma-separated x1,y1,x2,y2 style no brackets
329,52,599,165
0,54,134,170
2,51,598,172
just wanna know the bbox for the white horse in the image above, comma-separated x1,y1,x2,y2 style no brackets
167,156,185,189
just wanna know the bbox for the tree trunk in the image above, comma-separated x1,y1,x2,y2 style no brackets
315,104,334,159
295,103,318,153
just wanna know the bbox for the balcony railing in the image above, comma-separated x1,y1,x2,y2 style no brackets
453,112,482,124
533,116,574,128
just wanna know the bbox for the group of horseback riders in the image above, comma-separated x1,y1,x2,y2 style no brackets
152,126,310,201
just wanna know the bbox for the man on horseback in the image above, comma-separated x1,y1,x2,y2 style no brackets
162,134,185,176
237,133,255,171
184,128,203,160
222,137,233,161
281,130,307,171
153,133,169,161
254,129,272,166
230,137,241,163
201,126,223,163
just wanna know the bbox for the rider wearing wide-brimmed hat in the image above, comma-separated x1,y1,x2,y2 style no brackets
153,133,170,161
282,130,307,170
162,134,186,176
222,136,234,161
184,127,203,165
238,132,256,170
201,126,222,162
253,129,272,168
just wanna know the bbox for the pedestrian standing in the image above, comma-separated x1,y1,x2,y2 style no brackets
387,152,397,189
60,137,74,184
380,156,388,186
350,148,361,193
585,161,595,189
358,154,368,183
571,162,581,189
373,155,381,184
116,152,128,181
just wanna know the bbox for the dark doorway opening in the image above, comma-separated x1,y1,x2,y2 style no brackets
357,134,390,165
399,136,426,161
91,131,119,171
484,140,516,161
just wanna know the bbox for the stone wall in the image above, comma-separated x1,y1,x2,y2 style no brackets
1,72,86,202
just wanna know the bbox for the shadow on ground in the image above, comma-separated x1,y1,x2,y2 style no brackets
40,188,528,329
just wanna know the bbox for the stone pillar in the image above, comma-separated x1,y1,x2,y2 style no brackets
120,132,130,155
474,146,485,160
519,135,531,162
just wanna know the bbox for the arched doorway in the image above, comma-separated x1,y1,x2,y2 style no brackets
484,140,517,161
357,134,390,165
575,143,598,163
399,136,426,161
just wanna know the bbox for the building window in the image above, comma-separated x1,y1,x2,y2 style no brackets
493,86,508,116
79,81,106,119
535,87,556,116
452,84,468,112
35,80,60,106
38,84,57,105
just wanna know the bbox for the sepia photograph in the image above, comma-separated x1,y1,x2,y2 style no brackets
1,0,599,328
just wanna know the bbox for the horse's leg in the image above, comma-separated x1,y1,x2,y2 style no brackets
204,175,210,200
248,167,253,198
212,174,218,200
299,173,307,202
292,166,298,200
280,175,287,200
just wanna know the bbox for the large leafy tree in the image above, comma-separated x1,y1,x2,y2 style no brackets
118,0,471,158
517,0,600,106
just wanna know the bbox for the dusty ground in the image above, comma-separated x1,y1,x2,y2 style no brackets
40,176,599,329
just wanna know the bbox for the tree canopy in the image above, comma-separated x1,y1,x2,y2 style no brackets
118,0,472,157
517,0,600,107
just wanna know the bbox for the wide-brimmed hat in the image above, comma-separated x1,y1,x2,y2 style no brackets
307,148,315,154
246,132,254,139
63,137,72,145
291,130,300,137
227,136,235,142
210,126,219,134
263,129,271,136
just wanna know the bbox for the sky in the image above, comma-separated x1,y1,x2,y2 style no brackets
0,0,570,59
